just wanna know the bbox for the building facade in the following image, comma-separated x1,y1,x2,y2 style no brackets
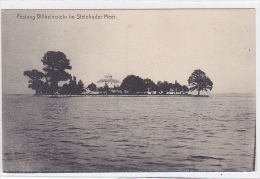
97,74,121,88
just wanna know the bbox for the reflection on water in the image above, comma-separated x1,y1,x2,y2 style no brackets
2,94,256,172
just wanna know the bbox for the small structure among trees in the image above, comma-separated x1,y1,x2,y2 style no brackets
24,51,85,96
97,74,120,88
188,69,213,95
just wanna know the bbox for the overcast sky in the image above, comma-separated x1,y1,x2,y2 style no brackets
2,9,256,94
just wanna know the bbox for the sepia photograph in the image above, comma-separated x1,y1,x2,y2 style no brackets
1,8,257,174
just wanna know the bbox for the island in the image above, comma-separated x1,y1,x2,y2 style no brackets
24,51,213,97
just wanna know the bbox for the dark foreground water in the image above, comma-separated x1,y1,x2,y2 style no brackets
2,94,256,172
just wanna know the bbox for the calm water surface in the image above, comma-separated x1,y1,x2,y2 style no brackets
2,94,256,172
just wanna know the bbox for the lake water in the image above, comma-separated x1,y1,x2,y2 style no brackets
2,94,256,172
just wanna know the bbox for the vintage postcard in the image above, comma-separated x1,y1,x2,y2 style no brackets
0,2,259,179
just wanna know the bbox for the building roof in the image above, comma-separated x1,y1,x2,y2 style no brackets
97,78,120,83
97,74,120,83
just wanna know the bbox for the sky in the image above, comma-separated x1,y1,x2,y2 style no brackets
1,9,256,94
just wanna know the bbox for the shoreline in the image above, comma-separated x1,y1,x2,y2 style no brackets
34,94,209,98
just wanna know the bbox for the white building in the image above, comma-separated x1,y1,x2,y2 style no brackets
97,74,121,88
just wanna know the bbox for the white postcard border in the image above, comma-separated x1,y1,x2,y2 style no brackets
0,0,259,179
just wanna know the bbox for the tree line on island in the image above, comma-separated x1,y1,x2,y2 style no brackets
87,76,190,95
24,51,213,96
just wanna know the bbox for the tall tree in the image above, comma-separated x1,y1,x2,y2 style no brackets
173,81,182,94
87,83,97,91
121,75,145,94
143,78,157,92
59,83,70,95
23,70,45,95
41,51,72,94
188,69,213,95
76,80,85,94
157,81,170,94
103,83,109,95
182,85,189,93
41,81,50,95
